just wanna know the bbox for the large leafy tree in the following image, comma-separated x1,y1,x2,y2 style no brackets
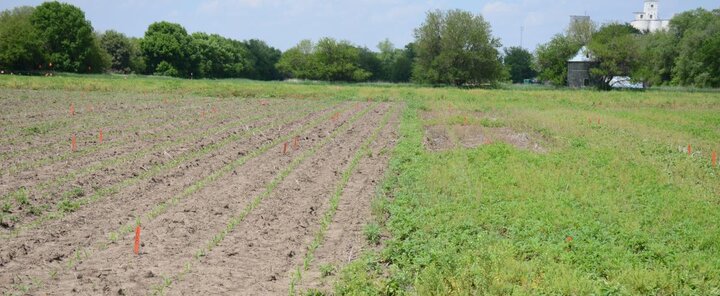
141,21,197,77
503,47,536,83
669,8,720,87
277,38,371,82
243,39,282,80
534,34,582,86
31,1,107,73
413,9,503,86
634,31,676,86
276,39,318,80
192,32,248,78
588,23,641,90
100,30,135,73
0,6,43,71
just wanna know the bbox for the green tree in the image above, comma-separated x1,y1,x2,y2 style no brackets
276,39,319,80
128,37,146,74
31,1,106,73
503,47,536,83
567,17,597,45
192,32,247,78
670,8,720,87
277,38,371,82
413,9,503,86
635,31,676,86
0,6,43,71
588,23,641,90
535,34,582,86
100,30,135,72
243,39,282,80
141,21,197,77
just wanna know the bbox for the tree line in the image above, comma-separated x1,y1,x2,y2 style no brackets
0,1,717,88
534,8,720,88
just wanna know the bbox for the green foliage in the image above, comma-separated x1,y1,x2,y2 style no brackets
567,17,597,45
243,39,282,80
141,21,197,77
191,32,247,78
100,30,137,73
588,23,641,90
0,6,43,71
535,34,582,86
319,263,336,277
413,9,504,86
503,46,536,83
363,222,381,245
31,1,107,73
635,31,677,86
669,8,720,87
57,198,80,213
333,91,720,294
277,38,372,82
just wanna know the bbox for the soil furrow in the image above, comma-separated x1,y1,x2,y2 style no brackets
11,101,370,295
295,104,402,294
0,101,347,295
0,99,320,235
0,95,256,178
163,103,393,295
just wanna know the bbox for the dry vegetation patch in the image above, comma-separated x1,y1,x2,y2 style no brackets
421,109,546,153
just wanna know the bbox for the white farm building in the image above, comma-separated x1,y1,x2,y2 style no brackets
631,0,670,32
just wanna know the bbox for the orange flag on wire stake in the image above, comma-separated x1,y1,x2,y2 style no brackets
134,225,141,255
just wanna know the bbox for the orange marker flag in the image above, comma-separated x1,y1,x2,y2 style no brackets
70,103,75,116
98,129,103,144
71,134,77,152
712,151,717,167
134,225,141,255
688,144,692,155
283,142,288,154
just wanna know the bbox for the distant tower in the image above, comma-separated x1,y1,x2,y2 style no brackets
631,0,669,32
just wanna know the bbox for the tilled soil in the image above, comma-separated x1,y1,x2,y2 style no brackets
296,103,401,293
165,104,396,295
0,96,400,296
0,99,346,294
0,98,318,230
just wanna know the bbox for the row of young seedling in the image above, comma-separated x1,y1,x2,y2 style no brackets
148,103,374,295
1,97,238,176
289,105,394,295
1,99,330,239
3,101,346,295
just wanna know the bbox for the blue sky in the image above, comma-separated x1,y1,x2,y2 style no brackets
1,0,717,51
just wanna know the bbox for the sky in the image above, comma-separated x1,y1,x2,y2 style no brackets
1,0,717,51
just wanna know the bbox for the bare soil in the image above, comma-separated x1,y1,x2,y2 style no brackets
0,92,400,296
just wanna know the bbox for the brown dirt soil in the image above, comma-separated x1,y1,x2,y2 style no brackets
296,104,401,293
163,103,397,295
0,100,346,294
0,98,314,230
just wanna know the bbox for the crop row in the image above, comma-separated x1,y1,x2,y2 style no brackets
288,105,395,295
149,103,377,295
0,99,335,238
3,101,349,295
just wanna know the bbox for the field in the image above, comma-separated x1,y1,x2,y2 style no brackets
1,75,719,295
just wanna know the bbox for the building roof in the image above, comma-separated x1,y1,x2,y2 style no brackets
568,46,594,62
